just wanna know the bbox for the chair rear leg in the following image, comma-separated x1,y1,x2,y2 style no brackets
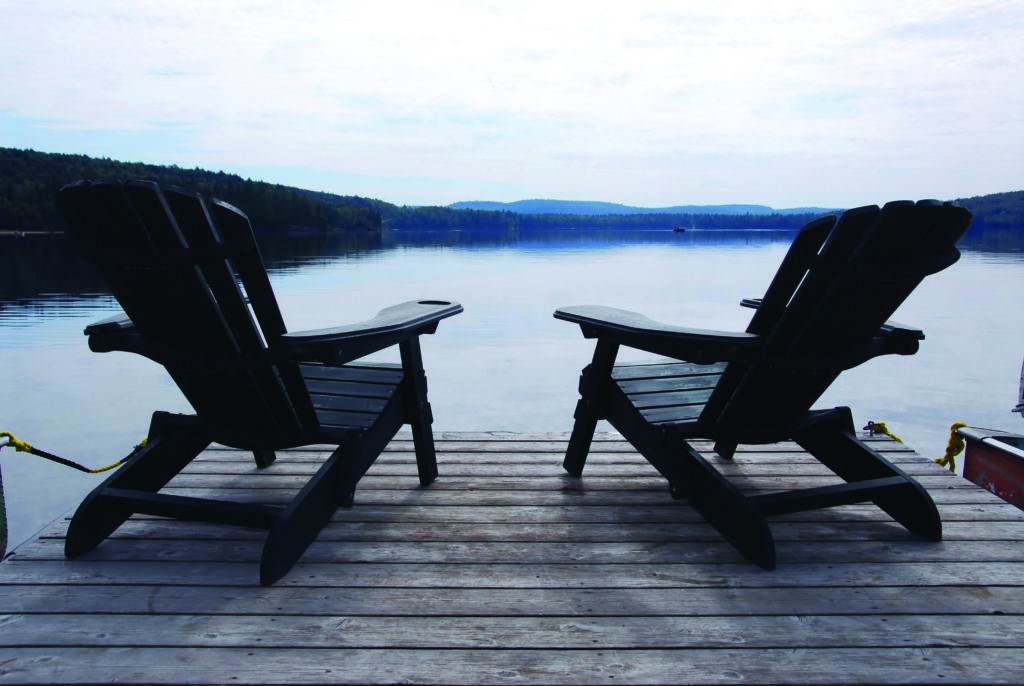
564,339,619,476
400,337,438,485
65,412,211,558
713,439,737,460
253,449,276,468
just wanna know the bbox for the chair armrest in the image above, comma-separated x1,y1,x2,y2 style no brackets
84,301,463,370
554,305,759,363
740,298,924,341
84,312,135,336
879,319,924,340
282,300,463,361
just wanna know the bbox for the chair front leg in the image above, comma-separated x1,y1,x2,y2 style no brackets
65,412,211,558
564,338,619,476
399,337,437,485
794,407,942,541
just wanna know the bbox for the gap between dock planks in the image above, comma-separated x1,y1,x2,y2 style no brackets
1,432,1022,685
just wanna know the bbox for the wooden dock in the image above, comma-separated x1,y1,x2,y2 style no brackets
1,432,1022,684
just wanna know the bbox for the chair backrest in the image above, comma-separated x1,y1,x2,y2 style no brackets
701,200,971,439
57,180,317,448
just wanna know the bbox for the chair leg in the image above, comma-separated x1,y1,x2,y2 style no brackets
253,449,276,469
603,396,775,567
564,339,619,476
261,392,405,585
677,441,776,569
65,412,211,558
400,337,438,485
795,407,942,541
713,439,737,460
260,443,349,586
577,372,775,567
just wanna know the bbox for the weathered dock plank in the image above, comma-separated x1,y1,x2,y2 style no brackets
3,613,1022,649
1,585,1019,617
0,432,1020,686
0,647,1019,685
51,500,1024,523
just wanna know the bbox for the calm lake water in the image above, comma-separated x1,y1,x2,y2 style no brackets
2,226,1022,550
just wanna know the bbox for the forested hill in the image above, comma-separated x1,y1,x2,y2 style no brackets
0,148,382,232
2,148,1020,234
955,191,1024,232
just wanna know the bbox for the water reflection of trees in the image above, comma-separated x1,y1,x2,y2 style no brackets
0,231,386,307
957,228,1024,254
3,226,1022,314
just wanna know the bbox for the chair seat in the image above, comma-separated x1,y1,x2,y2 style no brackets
612,358,726,425
300,361,404,430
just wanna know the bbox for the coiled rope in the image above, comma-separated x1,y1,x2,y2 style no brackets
0,432,146,474
863,421,903,444
933,421,968,473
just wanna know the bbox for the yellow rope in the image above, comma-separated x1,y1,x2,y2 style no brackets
87,458,131,474
0,432,147,474
864,421,903,444
934,421,968,472
0,432,33,453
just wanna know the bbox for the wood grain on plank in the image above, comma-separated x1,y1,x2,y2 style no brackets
0,561,1021,589
51,501,1022,525
0,647,1018,685
159,474,973,491
27,520,1024,544
12,538,1024,565
180,460,953,476
149,486,1010,506
1,613,1019,649
0,585,1018,617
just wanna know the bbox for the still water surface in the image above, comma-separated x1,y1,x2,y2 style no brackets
1,227,1022,549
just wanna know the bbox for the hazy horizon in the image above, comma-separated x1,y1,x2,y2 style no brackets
2,1,1021,208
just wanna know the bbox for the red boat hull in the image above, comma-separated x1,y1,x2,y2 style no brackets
960,427,1024,510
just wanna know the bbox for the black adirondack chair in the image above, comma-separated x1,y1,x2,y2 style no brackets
56,180,462,584
556,201,971,568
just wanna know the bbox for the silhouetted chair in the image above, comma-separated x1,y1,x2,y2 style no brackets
57,180,462,584
555,201,971,568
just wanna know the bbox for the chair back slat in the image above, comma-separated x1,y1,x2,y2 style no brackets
746,214,836,335
57,180,309,446
208,199,318,429
700,213,837,421
207,199,289,340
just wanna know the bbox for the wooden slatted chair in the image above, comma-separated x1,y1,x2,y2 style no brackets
555,201,971,568
56,180,462,584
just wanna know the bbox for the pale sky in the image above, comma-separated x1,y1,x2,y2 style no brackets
1,1,1021,207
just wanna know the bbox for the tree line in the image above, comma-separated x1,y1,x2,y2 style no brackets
955,191,1024,232
384,206,818,231
0,147,381,232
2,147,1019,235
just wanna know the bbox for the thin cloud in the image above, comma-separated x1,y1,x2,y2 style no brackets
1,0,1020,206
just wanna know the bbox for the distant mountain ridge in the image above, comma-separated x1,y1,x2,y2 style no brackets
2,148,1018,235
449,199,839,216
